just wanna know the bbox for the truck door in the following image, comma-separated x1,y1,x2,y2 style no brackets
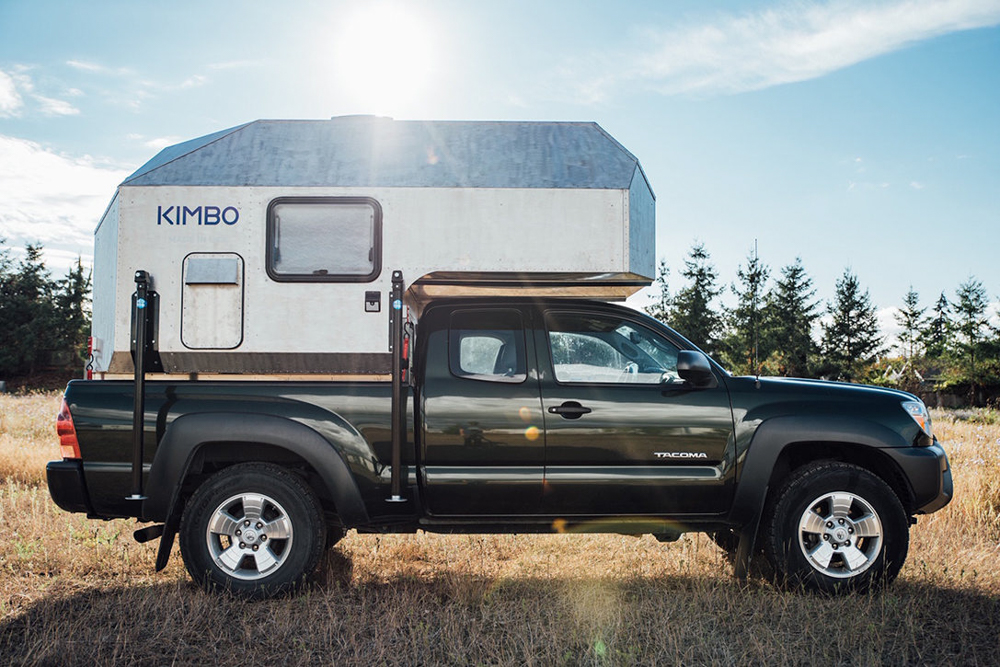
419,305,545,515
537,308,736,517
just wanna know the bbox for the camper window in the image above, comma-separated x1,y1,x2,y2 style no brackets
266,197,382,282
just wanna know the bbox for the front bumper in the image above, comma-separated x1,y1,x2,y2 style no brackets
885,441,952,514
46,459,94,515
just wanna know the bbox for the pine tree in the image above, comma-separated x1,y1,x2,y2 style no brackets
920,292,951,360
952,277,989,380
894,286,925,360
645,259,672,324
1,244,59,376
54,257,93,367
669,243,722,354
720,248,770,375
0,239,14,375
764,258,819,377
820,269,883,382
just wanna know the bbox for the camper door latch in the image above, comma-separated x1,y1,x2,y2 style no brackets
365,291,381,313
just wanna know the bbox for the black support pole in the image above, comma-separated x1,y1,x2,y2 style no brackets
128,270,150,501
387,270,407,503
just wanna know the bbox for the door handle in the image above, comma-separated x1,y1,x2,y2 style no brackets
548,401,592,419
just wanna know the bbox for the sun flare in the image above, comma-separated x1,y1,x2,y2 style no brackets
331,3,440,115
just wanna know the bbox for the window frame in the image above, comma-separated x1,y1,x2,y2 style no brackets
265,196,383,283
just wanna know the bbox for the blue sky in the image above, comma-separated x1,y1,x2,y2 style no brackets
1,0,998,341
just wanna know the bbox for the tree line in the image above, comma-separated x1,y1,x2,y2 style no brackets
0,239,91,381
648,243,999,405
1,236,997,405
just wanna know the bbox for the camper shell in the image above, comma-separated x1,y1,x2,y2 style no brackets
91,117,656,377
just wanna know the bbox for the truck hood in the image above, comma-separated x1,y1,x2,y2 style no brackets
744,376,919,403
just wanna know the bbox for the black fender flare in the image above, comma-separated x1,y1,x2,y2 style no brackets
142,412,370,527
727,415,908,580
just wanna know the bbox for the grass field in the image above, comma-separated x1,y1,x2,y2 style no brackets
1,392,997,665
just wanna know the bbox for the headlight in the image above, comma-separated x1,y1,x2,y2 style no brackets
902,400,932,439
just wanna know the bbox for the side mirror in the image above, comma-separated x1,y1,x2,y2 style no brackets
676,350,718,388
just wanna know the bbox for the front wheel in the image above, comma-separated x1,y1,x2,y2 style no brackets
762,462,908,594
179,463,326,598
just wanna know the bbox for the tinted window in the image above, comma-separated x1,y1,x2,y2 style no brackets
449,309,526,383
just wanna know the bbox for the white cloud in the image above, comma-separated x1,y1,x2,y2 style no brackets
0,135,129,273
66,60,132,76
35,95,80,116
144,136,182,150
572,0,1000,99
0,67,80,117
179,75,208,89
910,181,926,189
126,133,182,150
66,60,105,73
0,69,24,116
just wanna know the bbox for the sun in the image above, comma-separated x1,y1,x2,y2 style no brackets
330,3,440,115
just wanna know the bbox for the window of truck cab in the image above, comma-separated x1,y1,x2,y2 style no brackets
448,309,527,384
266,197,382,282
544,311,681,385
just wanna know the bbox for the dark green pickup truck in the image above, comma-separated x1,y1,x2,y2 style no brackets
47,297,952,597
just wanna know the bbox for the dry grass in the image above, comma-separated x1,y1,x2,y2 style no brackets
0,393,997,665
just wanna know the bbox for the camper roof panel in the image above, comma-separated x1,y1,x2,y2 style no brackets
120,118,648,192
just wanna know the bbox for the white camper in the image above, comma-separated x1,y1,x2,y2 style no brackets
91,117,655,377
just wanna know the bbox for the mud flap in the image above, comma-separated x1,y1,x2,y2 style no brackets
155,522,178,572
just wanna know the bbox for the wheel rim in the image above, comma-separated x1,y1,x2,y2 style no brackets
797,491,883,579
206,493,294,581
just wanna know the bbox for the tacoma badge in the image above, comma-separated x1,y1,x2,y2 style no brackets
654,451,708,459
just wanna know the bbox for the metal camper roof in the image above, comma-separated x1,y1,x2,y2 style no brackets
121,117,653,193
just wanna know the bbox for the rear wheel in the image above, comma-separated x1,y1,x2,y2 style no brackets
179,463,326,598
763,462,908,594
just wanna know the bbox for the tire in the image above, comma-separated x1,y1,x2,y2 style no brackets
762,462,908,594
179,463,327,599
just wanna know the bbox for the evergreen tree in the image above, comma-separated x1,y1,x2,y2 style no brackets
820,269,883,381
764,258,819,377
669,243,722,354
645,259,672,324
920,292,951,360
0,244,59,376
54,257,93,367
952,277,990,380
720,248,770,375
0,239,14,374
894,286,925,360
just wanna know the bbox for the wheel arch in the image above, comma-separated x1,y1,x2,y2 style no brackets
142,412,370,528
730,415,914,524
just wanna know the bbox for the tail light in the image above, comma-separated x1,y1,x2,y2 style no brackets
56,399,81,459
